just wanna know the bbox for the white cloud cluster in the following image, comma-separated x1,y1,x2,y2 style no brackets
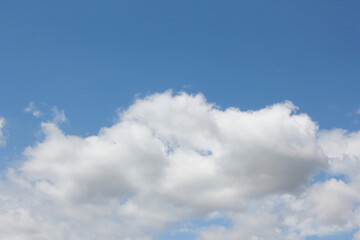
0,117,6,146
319,129,360,178
2,91,360,239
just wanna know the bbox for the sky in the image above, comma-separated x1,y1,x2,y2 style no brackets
0,1,360,239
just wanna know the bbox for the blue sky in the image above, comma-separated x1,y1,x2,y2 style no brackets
1,1,360,240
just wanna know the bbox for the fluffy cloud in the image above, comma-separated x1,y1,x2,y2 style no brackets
197,210,301,240
284,179,360,237
1,91,360,239
318,129,360,178
197,179,360,240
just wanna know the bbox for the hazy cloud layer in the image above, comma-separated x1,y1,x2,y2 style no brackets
1,92,360,239
0,117,6,146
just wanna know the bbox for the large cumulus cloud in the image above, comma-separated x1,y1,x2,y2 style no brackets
1,91,360,239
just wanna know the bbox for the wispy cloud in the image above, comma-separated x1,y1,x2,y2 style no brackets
51,106,66,124
25,102,67,125
0,117,6,146
24,102,41,118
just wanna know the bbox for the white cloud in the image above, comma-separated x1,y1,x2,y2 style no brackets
318,129,360,178
1,91,360,239
25,102,41,117
197,211,301,240
197,178,360,240
284,179,360,237
0,117,6,146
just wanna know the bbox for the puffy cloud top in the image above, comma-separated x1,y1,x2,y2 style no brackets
21,92,324,206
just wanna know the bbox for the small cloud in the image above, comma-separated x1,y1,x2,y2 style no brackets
52,106,66,124
25,102,42,117
0,117,7,146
